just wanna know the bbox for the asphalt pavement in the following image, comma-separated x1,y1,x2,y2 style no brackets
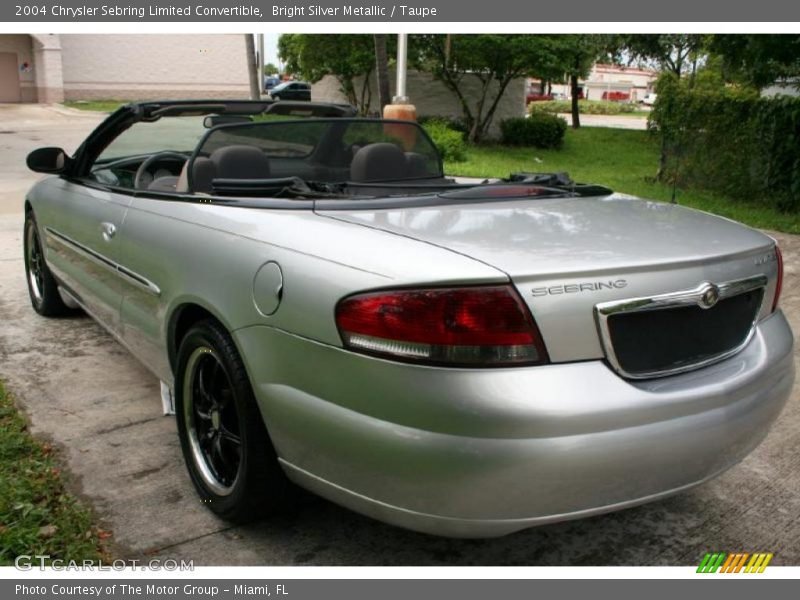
0,104,798,565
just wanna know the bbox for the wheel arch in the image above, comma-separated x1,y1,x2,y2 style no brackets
167,299,236,375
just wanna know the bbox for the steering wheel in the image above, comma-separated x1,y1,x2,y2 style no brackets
134,152,188,190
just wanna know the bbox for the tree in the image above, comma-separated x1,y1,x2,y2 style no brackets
710,34,800,90
374,34,391,112
278,34,376,114
621,34,708,77
548,35,612,128
263,62,279,76
412,34,562,142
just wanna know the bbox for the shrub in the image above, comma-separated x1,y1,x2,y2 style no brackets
421,118,468,162
528,100,638,116
500,114,567,149
418,115,469,136
650,72,800,212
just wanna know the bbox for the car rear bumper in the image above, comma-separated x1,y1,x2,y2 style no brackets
235,311,794,538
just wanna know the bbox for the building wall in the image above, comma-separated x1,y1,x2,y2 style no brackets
762,82,800,97
0,35,37,102
31,34,65,103
584,64,657,102
59,34,251,101
311,69,526,139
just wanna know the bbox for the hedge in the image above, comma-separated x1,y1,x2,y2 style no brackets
650,73,800,212
528,100,639,116
500,114,567,148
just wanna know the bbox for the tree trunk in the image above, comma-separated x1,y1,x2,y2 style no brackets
570,73,581,129
374,34,391,111
359,69,374,116
655,135,669,182
467,75,493,143
245,34,260,100
478,75,515,141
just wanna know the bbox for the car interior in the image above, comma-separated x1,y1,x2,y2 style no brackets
87,102,612,202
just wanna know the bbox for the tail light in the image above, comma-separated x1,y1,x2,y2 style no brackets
772,244,783,313
335,285,549,367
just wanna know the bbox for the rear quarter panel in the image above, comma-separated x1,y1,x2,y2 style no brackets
116,196,505,382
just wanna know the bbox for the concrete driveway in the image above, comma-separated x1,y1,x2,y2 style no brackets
0,105,798,566
0,104,104,215
556,113,649,130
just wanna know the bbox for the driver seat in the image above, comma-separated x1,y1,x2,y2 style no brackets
175,145,271,194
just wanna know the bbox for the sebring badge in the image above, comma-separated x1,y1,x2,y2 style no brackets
531,279,628,297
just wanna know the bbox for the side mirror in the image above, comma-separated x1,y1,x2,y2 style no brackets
26,147,70,174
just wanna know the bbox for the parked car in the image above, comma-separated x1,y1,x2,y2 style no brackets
602,90,631,102
641,92,658,106
23,100,794,538
263,76,281,92
526,92,552,104
269,80,311,101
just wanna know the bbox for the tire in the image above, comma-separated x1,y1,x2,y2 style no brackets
175,319,293,522
24,210,71,317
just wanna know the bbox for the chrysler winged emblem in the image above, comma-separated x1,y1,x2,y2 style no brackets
700,284,721,309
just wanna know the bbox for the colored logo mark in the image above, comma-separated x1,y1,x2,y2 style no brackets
697,552,773,573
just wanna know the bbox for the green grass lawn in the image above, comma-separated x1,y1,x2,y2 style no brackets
63,100,125,113
0,382,107,565
445,127,800,234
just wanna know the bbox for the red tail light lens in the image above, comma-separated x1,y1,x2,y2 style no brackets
335,285,549,367
772,244,783,313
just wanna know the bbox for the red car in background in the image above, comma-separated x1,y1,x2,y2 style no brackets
602,91,630,101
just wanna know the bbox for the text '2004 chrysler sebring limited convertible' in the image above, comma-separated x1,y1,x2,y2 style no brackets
23,100,795,537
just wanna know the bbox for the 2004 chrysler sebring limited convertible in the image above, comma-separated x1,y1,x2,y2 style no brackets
23,100,795,538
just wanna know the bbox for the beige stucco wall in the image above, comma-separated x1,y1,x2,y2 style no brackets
59,34,251,101
31,35,65,103
311,68,526,139
0,35,37,102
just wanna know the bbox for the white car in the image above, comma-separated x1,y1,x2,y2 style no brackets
641,93,658,106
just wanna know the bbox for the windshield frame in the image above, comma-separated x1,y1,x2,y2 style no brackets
93,115,209,165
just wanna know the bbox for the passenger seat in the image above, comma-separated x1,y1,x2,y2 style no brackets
350,143,407,182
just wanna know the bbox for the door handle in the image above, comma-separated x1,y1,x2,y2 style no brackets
101,222,117,242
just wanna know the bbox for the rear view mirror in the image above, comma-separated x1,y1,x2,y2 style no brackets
27,147,70,174
203,115,253,128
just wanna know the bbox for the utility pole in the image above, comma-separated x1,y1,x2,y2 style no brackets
382,33,417,147
258,33,265,90
394,33,409,104
245,34,260,100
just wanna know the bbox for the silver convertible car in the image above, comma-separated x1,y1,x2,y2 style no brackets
24,100,794,537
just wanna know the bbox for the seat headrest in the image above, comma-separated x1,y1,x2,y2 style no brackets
176,157,216,193
350,143,407,182
210,145,271,179
191,157,216,193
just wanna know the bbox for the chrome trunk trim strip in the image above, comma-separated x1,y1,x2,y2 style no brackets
594,274,768,379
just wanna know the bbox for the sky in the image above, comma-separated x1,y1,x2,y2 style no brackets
261,33,281,70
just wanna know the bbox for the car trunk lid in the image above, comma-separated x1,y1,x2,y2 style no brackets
317,194,780,369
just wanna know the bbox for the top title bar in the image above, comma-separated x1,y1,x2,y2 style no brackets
3,0,800,22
